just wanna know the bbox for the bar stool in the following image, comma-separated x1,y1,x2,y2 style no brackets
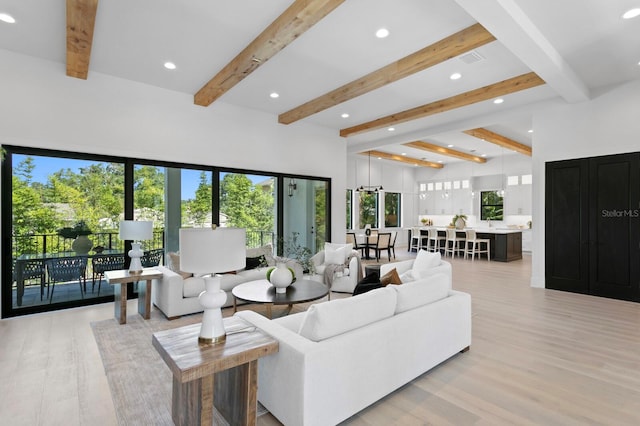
410,227,428,252
464,229,490,261
444,228,465,258
427,228,445,253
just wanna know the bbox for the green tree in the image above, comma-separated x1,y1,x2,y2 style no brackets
359,192,378,228
220,174,273,231
188,171,212,226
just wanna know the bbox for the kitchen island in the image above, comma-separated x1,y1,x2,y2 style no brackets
407,227,523,262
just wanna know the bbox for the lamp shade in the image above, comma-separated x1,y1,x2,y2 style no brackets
179,228,246,274
119,220,153,241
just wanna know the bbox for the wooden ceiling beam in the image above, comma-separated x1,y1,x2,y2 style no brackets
279,23,496,124
403,141,487,163
340,72,545,137
66,0,99,80
194,0,345,107
463,128,532,156
363,150,443,169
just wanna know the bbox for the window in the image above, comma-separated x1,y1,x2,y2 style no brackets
384,192,401,227
480,191,504,220
346,190,352,229
359,191,378,228
507,175,519,186
220,172,275,248
521,174,533,185
2,146,330,318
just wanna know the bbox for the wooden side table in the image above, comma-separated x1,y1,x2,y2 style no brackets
152,316,278,426
104,268,162,324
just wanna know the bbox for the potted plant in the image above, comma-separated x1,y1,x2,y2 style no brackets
57,220,93,254
450,214,468,230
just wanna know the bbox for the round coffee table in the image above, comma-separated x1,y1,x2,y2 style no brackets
232,278,328,318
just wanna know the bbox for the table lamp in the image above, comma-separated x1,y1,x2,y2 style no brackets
119,220,153,274
179,227,246,345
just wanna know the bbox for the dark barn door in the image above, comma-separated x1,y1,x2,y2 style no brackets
588,154,640,301
546,153,640,302
545,159,589,294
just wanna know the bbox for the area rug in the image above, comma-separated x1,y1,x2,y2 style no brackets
91,308,273,425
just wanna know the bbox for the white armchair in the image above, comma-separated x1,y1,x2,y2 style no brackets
380,250,452,288
310,243,362,294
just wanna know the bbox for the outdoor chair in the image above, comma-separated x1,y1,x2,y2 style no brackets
45,256,88,302
13,258,47,301
91,254,125,295
141,248,164,268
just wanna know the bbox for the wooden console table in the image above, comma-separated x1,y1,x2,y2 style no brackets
152,316,279,426
104,268,162,324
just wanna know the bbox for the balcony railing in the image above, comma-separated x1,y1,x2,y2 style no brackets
11,229,274,259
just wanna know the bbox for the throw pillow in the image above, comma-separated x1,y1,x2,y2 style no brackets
324,242,352,263
412,249,441,277
380,268,402,286
353,272,382,295
325,245,347,265
245,255,266,270
167,252,193,279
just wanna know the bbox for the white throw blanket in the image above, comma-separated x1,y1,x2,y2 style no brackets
323,253,363,290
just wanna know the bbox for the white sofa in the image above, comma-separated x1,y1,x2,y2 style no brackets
310,242,361,294
151,244,303,319
380,249,452,287
235,273,471,426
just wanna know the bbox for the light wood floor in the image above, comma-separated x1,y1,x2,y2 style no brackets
2,251,640,425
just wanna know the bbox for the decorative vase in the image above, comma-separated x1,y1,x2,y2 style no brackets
269,262,293,293
72,235,93,254
455,218,466,230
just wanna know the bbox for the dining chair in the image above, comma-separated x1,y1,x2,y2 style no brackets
91,254,125,295
346,232,366,257
370,232,392,261
464,229,491,261
45,256,88,302
388,231,398,259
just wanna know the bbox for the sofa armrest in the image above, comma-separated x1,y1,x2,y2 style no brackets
379,259,413,276
152,266,188,317
234,310,317,426
310,251,324,268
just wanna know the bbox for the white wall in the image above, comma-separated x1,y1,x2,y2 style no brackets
0,49,349,315
0,49,347,244
531,80,640,288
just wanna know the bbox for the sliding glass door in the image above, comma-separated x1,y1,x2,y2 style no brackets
283,177,329,255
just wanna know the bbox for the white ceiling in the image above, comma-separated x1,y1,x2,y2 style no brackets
1,0,638,166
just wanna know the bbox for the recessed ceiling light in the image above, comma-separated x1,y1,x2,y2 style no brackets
270,92,279,99
528,129,534,133
401,152,407,156
341,113,349,118
622,8,640,19
437,160,443,163
493,98,504,104
447,144,454,148
163,62,176,70
481,154,487,157
388,127,395,131
377,157,382,160
376,28,389,38
0,13,15,23
450,72,462,80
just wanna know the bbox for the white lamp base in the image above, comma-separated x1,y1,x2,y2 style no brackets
198,276,227,345
128,242,143,274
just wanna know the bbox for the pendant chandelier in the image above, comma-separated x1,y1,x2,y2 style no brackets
355,151,384,193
